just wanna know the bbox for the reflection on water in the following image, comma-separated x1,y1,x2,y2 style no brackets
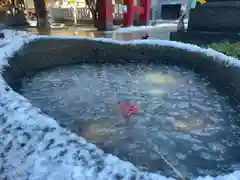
19,64,240,178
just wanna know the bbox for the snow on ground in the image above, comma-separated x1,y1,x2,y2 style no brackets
28,20,37,27
28,21,66,29
148,19,188,25
0,30,240,180
116,23,178,33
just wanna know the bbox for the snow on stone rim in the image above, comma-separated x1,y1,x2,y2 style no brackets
0,30,240,180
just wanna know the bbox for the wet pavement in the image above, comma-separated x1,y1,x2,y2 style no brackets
23,25,177,41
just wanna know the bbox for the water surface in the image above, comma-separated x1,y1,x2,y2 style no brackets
19,64,240,178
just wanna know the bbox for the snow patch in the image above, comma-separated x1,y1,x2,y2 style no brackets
0,30,35,70
116,23,179,33
28,20,37,27
116,22,189,33
0,30,240,180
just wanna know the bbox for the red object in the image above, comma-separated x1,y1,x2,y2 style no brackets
140,0,151,25
123,0,151,27
118,102,139,117
98,0,113,30
123,0,134,26
100,0,113,23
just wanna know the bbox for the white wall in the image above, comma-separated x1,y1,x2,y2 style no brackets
151,0,158,8
151,0,187,8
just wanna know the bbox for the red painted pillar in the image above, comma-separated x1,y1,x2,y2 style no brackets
98,0,113,31
123,0,134,27
139,0,151,25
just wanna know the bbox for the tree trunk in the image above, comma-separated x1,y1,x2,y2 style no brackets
92,11,98,28
85,0,101,29
33,0,50,33
94,0,101,29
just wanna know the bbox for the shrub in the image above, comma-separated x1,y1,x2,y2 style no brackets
208,42,240,59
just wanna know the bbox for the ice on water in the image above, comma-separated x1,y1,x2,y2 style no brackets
20,64,240,178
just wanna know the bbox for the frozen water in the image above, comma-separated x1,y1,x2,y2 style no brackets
19,64,240,178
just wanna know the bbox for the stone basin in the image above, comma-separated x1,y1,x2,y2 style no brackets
1,30,240,180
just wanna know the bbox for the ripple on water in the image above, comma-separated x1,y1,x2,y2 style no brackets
19,64,240,178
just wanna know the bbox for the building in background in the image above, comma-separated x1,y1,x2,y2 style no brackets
24,0,188,26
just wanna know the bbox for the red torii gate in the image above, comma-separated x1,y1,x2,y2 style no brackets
99,0,151,31
123,0,151,26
